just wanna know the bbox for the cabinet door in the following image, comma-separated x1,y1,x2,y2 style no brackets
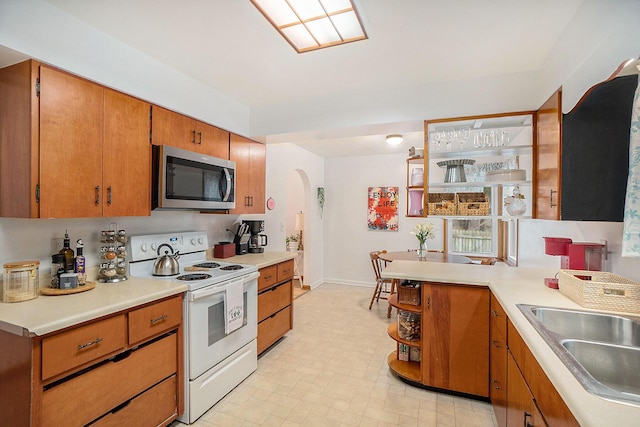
422,284,490,397
103,89,151,217
0,59,39,218
249,140,266,213
151,105,196,151
230,134,265,214
490,317,508,427
39,66,103,218
535,89,562,220
507,353,545,427
196,120,229,159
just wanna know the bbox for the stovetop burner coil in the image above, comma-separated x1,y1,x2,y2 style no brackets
220,265,244,271
193,262,221,269
177,273,212,281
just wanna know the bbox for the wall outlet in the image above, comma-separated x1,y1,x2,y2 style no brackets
52,238,64,254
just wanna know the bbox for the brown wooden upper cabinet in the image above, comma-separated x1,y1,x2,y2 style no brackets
151,105,229,160
230,133,266,214
0,61,151,218
534,89,562,220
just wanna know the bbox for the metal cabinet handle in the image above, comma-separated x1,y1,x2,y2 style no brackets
150,314,168,325
492,340,502,348
78,337,102,350
198,131,202,145
107,186,112,205
550,189,557,208
95,186,100,205
426,295,431,310
491,379,502,390
491,309,499,317
524,411,533,427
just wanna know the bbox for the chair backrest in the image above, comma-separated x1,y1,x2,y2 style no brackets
369,250,387,281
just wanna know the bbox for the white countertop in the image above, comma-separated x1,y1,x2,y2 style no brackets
381,261,640,427
209,250,297,269
0,275,187,337
0,251,295,338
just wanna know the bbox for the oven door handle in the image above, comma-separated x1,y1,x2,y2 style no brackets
188,271,260,302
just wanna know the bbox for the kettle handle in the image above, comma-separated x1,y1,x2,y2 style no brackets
157,243,174,256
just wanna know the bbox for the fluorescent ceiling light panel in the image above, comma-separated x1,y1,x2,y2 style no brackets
251,0,367,53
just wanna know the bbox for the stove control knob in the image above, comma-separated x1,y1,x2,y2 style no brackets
198,237,204,244
190,238,197,245
141,243,148,252
150,243,157,252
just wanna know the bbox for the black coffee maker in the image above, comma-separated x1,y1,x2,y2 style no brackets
243,220,268,253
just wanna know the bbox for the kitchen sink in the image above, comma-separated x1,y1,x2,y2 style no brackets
561,339,640,397
530,306,640,347
518,304,640,406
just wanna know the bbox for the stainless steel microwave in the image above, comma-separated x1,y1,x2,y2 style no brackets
152,145,235,211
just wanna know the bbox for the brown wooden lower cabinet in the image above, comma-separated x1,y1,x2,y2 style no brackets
506,352,545,427
489,293,579,427
0,295,183,427
387,282,489,398
257,259,294,354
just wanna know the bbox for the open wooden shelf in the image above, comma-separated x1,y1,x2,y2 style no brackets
387,352,421,382
387,323,421,347
388,294,421,313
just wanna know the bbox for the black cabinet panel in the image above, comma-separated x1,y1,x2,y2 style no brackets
561,75,638,221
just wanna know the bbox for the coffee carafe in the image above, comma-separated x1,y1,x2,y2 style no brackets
243,220,268,253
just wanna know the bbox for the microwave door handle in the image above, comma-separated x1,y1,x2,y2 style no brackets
222,168,232,202
188,271,260,302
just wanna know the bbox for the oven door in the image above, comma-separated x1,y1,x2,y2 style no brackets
186,271,258,380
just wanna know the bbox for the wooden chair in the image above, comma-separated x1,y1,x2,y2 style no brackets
369,250,396,317
481,257,497,265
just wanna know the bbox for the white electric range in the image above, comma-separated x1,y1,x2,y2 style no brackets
128,231,259,424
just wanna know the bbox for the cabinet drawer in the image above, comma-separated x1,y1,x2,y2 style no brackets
90,375,177,427
128,296,182,345
490,293,507,340
277,260,294,282
257,306,291,354
42,333,177,427
42,314,126,381
258,265,278,292
258,280,292,322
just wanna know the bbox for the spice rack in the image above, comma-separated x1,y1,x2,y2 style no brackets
98,222,128,283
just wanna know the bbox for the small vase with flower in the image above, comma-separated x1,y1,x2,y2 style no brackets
411,222,436,259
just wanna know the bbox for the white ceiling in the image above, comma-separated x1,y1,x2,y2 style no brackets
33,1,585,156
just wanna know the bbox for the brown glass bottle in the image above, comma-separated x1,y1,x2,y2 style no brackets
59,230,75,272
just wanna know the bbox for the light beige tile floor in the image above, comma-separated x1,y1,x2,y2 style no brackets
172,283,497,427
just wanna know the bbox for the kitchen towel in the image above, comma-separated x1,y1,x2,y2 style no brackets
224,279,244,334
623,74,640,257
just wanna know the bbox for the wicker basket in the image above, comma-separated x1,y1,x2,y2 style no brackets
398,282,421,305
558,270,640,314
457,192,490,216
427,192,456,216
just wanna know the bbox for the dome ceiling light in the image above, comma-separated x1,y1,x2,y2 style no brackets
386,134,404,145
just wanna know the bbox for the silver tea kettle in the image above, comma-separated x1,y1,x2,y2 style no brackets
153,243,180,276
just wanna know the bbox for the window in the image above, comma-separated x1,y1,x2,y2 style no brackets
448,218,498,257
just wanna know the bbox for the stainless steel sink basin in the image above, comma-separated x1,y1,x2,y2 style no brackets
518,304,640,406
562,339,640,397
531,306,640,347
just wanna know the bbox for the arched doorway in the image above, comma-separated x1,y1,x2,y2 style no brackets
286,169,310,294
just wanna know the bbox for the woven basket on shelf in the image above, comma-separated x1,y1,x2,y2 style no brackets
427,192,456,216
397,283,421,306
558,270,640,314
457,192,489,216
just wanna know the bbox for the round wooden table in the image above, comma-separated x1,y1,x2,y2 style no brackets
378,250,472,264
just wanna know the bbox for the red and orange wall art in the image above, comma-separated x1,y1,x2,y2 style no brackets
367,186,399,231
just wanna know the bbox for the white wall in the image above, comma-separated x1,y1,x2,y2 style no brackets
264,144,325,288
324,153,445,286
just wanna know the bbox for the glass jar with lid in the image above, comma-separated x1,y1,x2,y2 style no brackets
2,260,40,303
